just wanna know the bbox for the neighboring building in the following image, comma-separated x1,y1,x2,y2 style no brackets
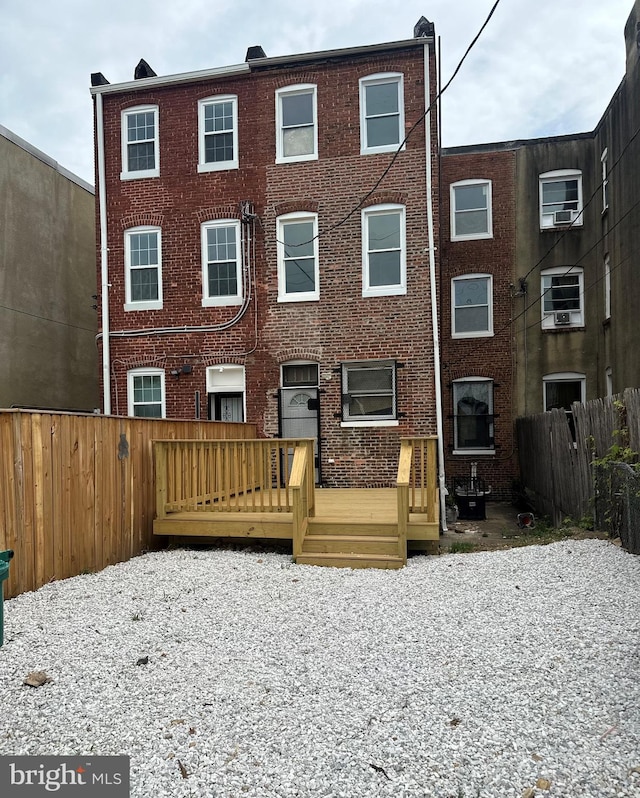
91,23,440,487
440,148,517,500
0,125,98,411
440,0,640,500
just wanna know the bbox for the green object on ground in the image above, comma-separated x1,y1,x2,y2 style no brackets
0,549,14,647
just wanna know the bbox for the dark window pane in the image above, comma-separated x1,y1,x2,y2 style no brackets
366,116,399,147
283,221,314,257
205,131,234,163
454,184,487,212
128,141,155,171
455,306,489,333
369,251,401,286
366,82,398,116
368,213,400,250
285,258,315,293
131,268,159,301
282,93,313,127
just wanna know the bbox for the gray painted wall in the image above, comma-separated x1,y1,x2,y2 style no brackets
0,128,98,410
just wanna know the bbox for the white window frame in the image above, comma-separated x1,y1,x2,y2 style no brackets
543,372,585,440
451,273,493,338
452,377,494,455
361,204,406,297
359,73,405,155
121,105,159,180
276,212,319,302
201,219,243,307
341,360,398,426
124,226,163,311
541,267,584,329
127,368,166,418
601,148,609,213
197,95,238,172
539,169,583,229
275,84,318,164
450,179,493,241
604,253,611,320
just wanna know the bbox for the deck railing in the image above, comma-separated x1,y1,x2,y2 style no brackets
397,437,439,558
289,441,315,558
154,438,316,518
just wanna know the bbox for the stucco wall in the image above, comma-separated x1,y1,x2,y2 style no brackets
0,129,98,410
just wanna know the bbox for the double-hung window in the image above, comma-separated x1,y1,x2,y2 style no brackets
342,361,397,424
128,368,165,418
201,220,242,307
277,212,319,301
604,254,611,320
362,204,406,297
359,73,405,154
541,267,584,329
276,85,317,163
601,148,609,213
124,227,162,311
539,170,583,228
198,96,238,171
121,105,159,179
452,378,494,453
452,274,493,337
451,180,492,240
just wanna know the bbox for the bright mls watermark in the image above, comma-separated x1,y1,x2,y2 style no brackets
0,756,129,796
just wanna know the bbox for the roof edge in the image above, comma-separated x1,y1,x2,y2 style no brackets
0,124,94,193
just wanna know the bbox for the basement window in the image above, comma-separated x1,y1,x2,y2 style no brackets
128,368,165,418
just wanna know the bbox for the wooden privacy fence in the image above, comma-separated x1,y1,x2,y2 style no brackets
0,410,256,599
154,438,316,517
516,388,640,542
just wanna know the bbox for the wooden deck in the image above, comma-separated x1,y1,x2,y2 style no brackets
152,438,440,569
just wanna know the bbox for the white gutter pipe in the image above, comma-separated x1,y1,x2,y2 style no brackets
424,42,448,531
95,91,111,414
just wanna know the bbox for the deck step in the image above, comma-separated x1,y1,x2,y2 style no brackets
295,552,405,570
307,519,397,537
301,534,400,556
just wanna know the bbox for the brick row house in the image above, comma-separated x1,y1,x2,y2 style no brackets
91,22,442,489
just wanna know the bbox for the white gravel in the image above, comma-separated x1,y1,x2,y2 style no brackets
0,539,639,798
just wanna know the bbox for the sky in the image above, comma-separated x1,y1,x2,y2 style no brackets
0,0,635,186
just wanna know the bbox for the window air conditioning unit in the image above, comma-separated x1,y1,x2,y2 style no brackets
554,209,573,225
554,311,572,325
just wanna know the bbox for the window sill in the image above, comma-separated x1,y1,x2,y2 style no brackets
277,294,320,303
539,223,583,232
120,169,160,181
361,143,405,156
124,301,163,312
341,420,399,428
198,161,238,173
452,331,494,339
362,286,406,298
451,232,493,242
275,153,318,165
452,449,495,456
541,325,585,334
202,297,243,308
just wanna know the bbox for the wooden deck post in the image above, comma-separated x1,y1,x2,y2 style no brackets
154,441,168,520
396,439,412,565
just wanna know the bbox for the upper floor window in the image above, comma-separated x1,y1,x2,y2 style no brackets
362,204,406,297
604,254,611,320
121,105,159,180
452,378,494,453
541,267,584,329
124,227,162,311
452,274,493,337
539,170,583,229
128,368,165,418
277,212,319,302
450,180,493,240
276,85,317,163
201,220,242,307
342,360,397,424
198,96,238,172
601,148,609,213
359,73,405,155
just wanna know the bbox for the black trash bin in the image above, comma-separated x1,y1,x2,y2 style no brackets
453,476,489,521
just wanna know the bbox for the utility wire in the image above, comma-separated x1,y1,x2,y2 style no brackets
0,302,96,334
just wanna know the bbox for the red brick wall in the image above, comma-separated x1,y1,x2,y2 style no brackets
440,149,519,500
95,42,440,487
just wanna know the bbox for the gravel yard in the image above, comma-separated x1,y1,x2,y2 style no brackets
0,539,639,798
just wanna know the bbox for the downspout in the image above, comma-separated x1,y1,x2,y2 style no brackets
95,91,111,414
424,41,448,531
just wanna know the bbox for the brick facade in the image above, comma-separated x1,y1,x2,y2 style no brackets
94,36,440,487
440,149,518,500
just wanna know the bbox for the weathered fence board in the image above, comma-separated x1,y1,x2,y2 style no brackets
0,410,256,598
517,388,640,552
